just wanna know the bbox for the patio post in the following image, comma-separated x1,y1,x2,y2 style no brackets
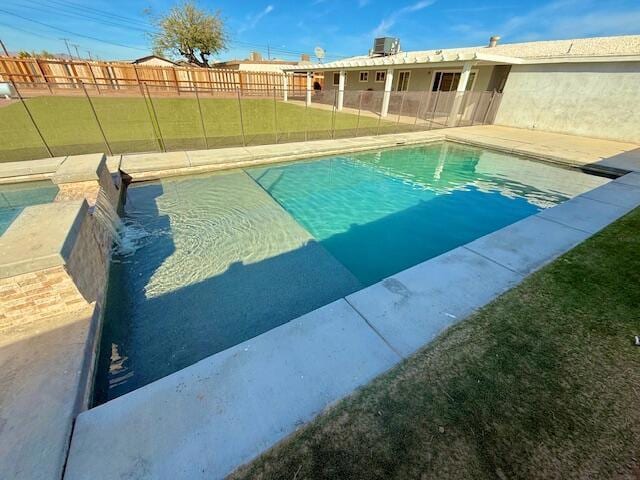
381,68,394,117
305,71,312,106
337,69,346,111
447,61,473,126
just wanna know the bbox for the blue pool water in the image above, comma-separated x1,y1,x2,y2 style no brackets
248,144,584,285
94,142,608,403
0,181,59,235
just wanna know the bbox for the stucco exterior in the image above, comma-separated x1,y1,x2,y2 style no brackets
212,60,301,72
322,65,502,93
131,56,177,67
495,62,640,143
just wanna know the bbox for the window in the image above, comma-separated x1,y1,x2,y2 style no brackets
375,71,386,82
359,71,369,82
431,71,477,92
396,71,410,91
332,72,340,86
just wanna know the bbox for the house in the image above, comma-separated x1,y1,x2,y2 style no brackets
131,55,177,67
213,52,310,73
285,35,640,143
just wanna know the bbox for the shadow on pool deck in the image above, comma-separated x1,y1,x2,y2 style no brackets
93,180,364,405
93,177,551,406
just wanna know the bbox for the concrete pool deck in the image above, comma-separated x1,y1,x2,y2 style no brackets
110,126,640,181
0,154,121,480
64,167,640,479
0,126,638,185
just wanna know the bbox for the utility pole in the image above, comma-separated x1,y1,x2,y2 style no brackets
73,44,81,60
61,38,73,59
86,51,93,61
0,39,9,56
267,45,271,60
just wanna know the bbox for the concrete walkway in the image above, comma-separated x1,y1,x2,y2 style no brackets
446,125,640,173
64,172,640,480
0,154,116,480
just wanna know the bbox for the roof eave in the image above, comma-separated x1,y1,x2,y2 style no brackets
283,52,524,71
520,54,640,64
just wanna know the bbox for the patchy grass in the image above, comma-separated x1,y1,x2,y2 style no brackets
0,96,396,162
230,207,640,480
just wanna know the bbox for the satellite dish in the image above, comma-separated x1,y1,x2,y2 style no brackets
314,46,325,62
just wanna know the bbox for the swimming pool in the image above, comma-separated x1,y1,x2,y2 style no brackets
0,180,59,235
94,142,608,403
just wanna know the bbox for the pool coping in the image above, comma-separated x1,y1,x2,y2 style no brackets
62,158,640,477
2,126,637,188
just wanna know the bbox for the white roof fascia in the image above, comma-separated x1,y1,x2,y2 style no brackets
520,54,640,64
283,52,524,71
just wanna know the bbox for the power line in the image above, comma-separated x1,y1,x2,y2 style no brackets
61,37,73,58
45,0,153,28
10,0,153,35
0,21,110,57
29,0,346,58
0,21,60,41
0,8,149,52
0,3,350,61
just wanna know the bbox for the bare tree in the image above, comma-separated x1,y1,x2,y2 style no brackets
150,1,227,67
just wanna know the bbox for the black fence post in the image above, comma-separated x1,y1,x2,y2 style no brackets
194,83,209,149
142,83,165,152
10,79,53,158
272,86,279,144
330,90,337,139
355,91,363,137
80,81,113,155
396,90,407,133
237,89,246,147
414,90,428,129
482,90,497,125
428,90,441,130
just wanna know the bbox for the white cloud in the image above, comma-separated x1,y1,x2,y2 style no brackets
448,0,640,45
371,0,436,37
238,5,275,33
552,10,640,36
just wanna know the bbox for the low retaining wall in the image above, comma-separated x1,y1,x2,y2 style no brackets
0,154,119,335
0,265,91,336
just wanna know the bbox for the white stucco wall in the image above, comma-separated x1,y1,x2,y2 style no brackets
322,65,497,93
134,57,176,67
494,62,640,143
237,63,292,72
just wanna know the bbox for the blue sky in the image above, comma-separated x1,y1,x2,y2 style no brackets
1,0,639,61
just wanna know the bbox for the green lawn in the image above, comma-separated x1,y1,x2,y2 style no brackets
0,96,398,162
231,207,640,480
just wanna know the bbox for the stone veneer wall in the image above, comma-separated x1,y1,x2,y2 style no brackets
65,214,110,304
0,266,92,336
56,180,101,205
55,159,119,207
0,166,119,336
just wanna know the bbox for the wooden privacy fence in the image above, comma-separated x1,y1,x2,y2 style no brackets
0,56,316,96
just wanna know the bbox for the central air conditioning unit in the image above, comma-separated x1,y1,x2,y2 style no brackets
371,37,400,56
